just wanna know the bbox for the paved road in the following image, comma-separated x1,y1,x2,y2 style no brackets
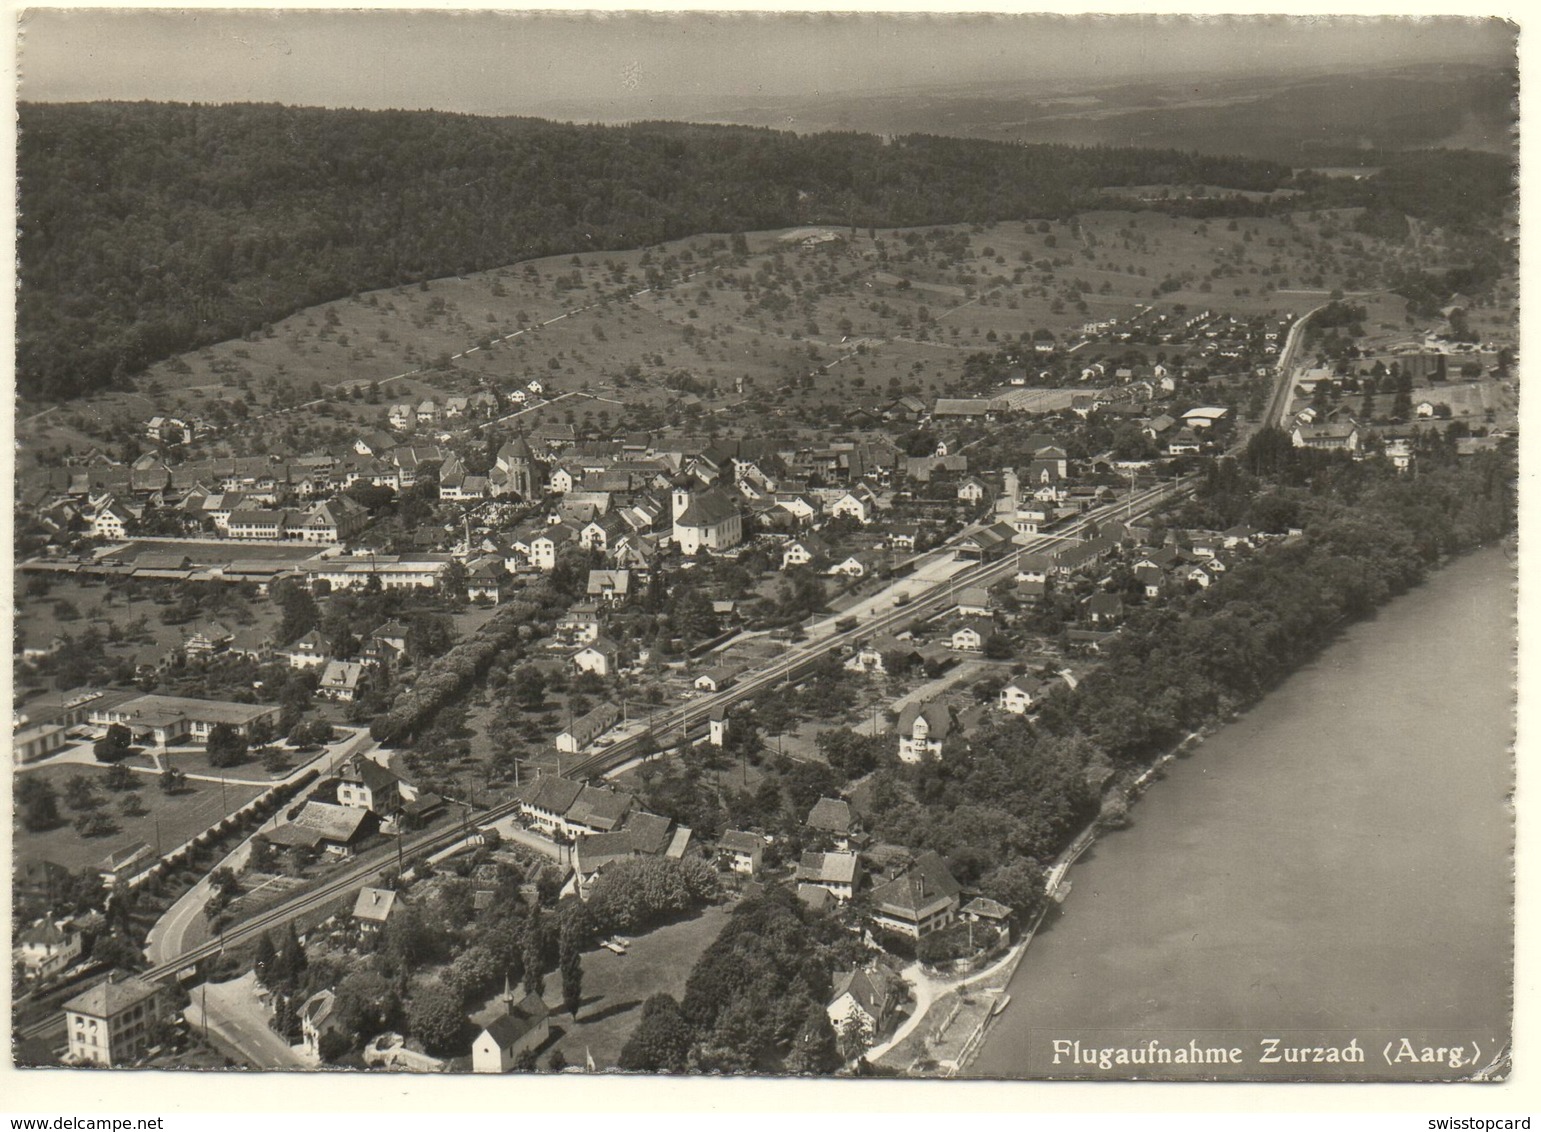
186,971,308,1068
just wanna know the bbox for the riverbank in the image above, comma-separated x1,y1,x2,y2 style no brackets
960,545,1513,1080
921,553,1501,1076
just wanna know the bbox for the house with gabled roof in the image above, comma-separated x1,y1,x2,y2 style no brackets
318,659,366,702
282,630,330,670
896,700,960,763
827,968,899,1042
956,476,989,503
63,973,166,1067
529,524,573,571
335,754,406,815
672,487,743,555
999,674,1050,715
18,918,83,981
586,569,631,604
1086,591,1125,625
781,533,831,570
517,774,586,836
693,665,742,693
806,797,853,849
563,782,633,834
556,702,622,753
844,634,920,676
829,551,883,579
869,850,963,938
471,989,550,1073
256,796,371,855
950,622,991,652
572,636,622,678
98,843,154,888
351,886,399,933
795,851,861,903
298,989,345,1059
717,830,764,876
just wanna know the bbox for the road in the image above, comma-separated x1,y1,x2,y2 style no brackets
186,971,308,1068
1264,303,1328,430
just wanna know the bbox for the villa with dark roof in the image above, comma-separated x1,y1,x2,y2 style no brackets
869,851,963,938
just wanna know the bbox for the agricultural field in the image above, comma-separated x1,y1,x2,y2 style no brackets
20,202,1479,464
13,761,264,875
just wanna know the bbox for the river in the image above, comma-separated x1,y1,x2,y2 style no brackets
968,547,1515,1081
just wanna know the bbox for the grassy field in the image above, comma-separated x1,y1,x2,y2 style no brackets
13,761,264,874
22,205,1472,461
535,902,732,1070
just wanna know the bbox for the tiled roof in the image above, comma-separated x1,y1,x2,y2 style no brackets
718,830,762,855
796,851,859,886
518,774,585,816
64,974,162,1019
806,797,852,835
351,886,398,923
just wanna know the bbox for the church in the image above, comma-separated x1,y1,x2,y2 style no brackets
671,487,743,555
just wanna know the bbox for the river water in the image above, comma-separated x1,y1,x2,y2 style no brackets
969,547,1514,1081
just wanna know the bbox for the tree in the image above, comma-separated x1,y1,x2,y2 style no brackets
253,932,277,986
17,776,61,831
103,763,135,792
94,723,133,762
205,723,249,768
559,919,584,1019
508,664,547,710
617,994,694,1072
272,578,320,645
274,921,308,992
159,767,187,794
318,1028,353,1063
837,1013,874,1062
75,810,117,838
522,908,546,998
333,967,401,1041
406,979,467,1056
62,773,99,811
785,1002,841,1075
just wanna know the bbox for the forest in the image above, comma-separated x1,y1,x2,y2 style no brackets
21,99,1325,402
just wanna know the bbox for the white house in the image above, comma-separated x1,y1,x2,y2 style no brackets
794,851,860,903
18,919,83,981
572,638,621,677
717,830,764,876
827,968,897,1047
471,991,550,1073
896,700,957,763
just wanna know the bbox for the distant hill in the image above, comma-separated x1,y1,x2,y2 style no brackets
18,101,1294,402
671,63,1517,166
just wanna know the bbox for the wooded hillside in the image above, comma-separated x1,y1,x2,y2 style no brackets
19,101,1292,401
